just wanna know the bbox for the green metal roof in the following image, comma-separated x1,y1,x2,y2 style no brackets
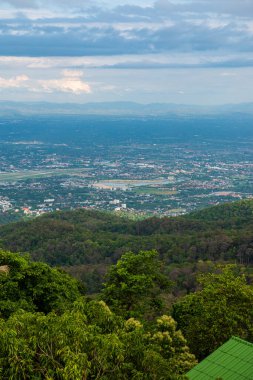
187,336,253,379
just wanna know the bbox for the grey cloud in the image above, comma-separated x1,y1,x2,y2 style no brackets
2,0,38,8
4,0,253,18
154,0,253,17
3,0,96,10
1,0,253,68
0,18,252,57
192,0,253,17
94,58,253,70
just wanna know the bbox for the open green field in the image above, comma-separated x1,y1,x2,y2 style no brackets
134,187,177,195
0,168,89,183
93,179,174,190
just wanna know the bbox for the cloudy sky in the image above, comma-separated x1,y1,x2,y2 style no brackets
0,0,253,104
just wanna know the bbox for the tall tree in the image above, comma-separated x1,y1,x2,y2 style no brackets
0,249,84,318
102,250,171,320
173,265,253,359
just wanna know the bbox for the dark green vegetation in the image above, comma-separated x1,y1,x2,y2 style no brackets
102,250,171,320
173,265,253,359
0,249,85,319
0,211,21,225
0,249,196,379
0,306,196,379
1,248,253,377
1,197,253,378
0,199,252,294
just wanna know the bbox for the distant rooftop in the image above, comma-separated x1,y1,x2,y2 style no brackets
187,336,253,380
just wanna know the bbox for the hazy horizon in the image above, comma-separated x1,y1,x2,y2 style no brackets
1,99,253,107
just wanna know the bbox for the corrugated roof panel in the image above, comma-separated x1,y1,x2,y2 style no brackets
222,339,237,351
210,352,230,366
192,371,211,380
231,344,249,357
240,362,253,377
226,372,246,380
187,336,253,380
196,360,213,371
205,362,227,377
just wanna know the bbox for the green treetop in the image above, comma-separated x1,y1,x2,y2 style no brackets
0,299,196,379
0,249,84,319
102,250,171,320
173,265,253,359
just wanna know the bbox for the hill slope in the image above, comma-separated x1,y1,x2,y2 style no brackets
0,200,252,292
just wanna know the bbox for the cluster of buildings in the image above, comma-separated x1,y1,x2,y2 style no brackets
1,133,252,219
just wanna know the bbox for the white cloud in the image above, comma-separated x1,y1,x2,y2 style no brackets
0,74,29,89
0,70,91,94
220,72,237,77
37,70,91,94
62,69,83,78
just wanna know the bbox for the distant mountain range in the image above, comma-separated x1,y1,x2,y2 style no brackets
0,101,253,116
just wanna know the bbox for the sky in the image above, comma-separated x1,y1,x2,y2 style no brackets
0,0,253,105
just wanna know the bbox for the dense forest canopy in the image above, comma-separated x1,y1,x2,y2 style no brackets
0,199,252,293
0,249,196,379
0,199,253,378
1,247,253,378
0,249,85,319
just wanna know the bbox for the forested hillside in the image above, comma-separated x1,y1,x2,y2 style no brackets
1,249,253,378
1,200,253,378
0,199,252,293
0,249,197,379
0,211,21,225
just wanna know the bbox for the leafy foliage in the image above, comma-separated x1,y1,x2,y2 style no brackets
0,298,196,379
1,200,253,377
173,265,253,359
0,249,85,319
102,250,171,320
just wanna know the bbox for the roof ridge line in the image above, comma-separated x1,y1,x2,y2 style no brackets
231,336,253,347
